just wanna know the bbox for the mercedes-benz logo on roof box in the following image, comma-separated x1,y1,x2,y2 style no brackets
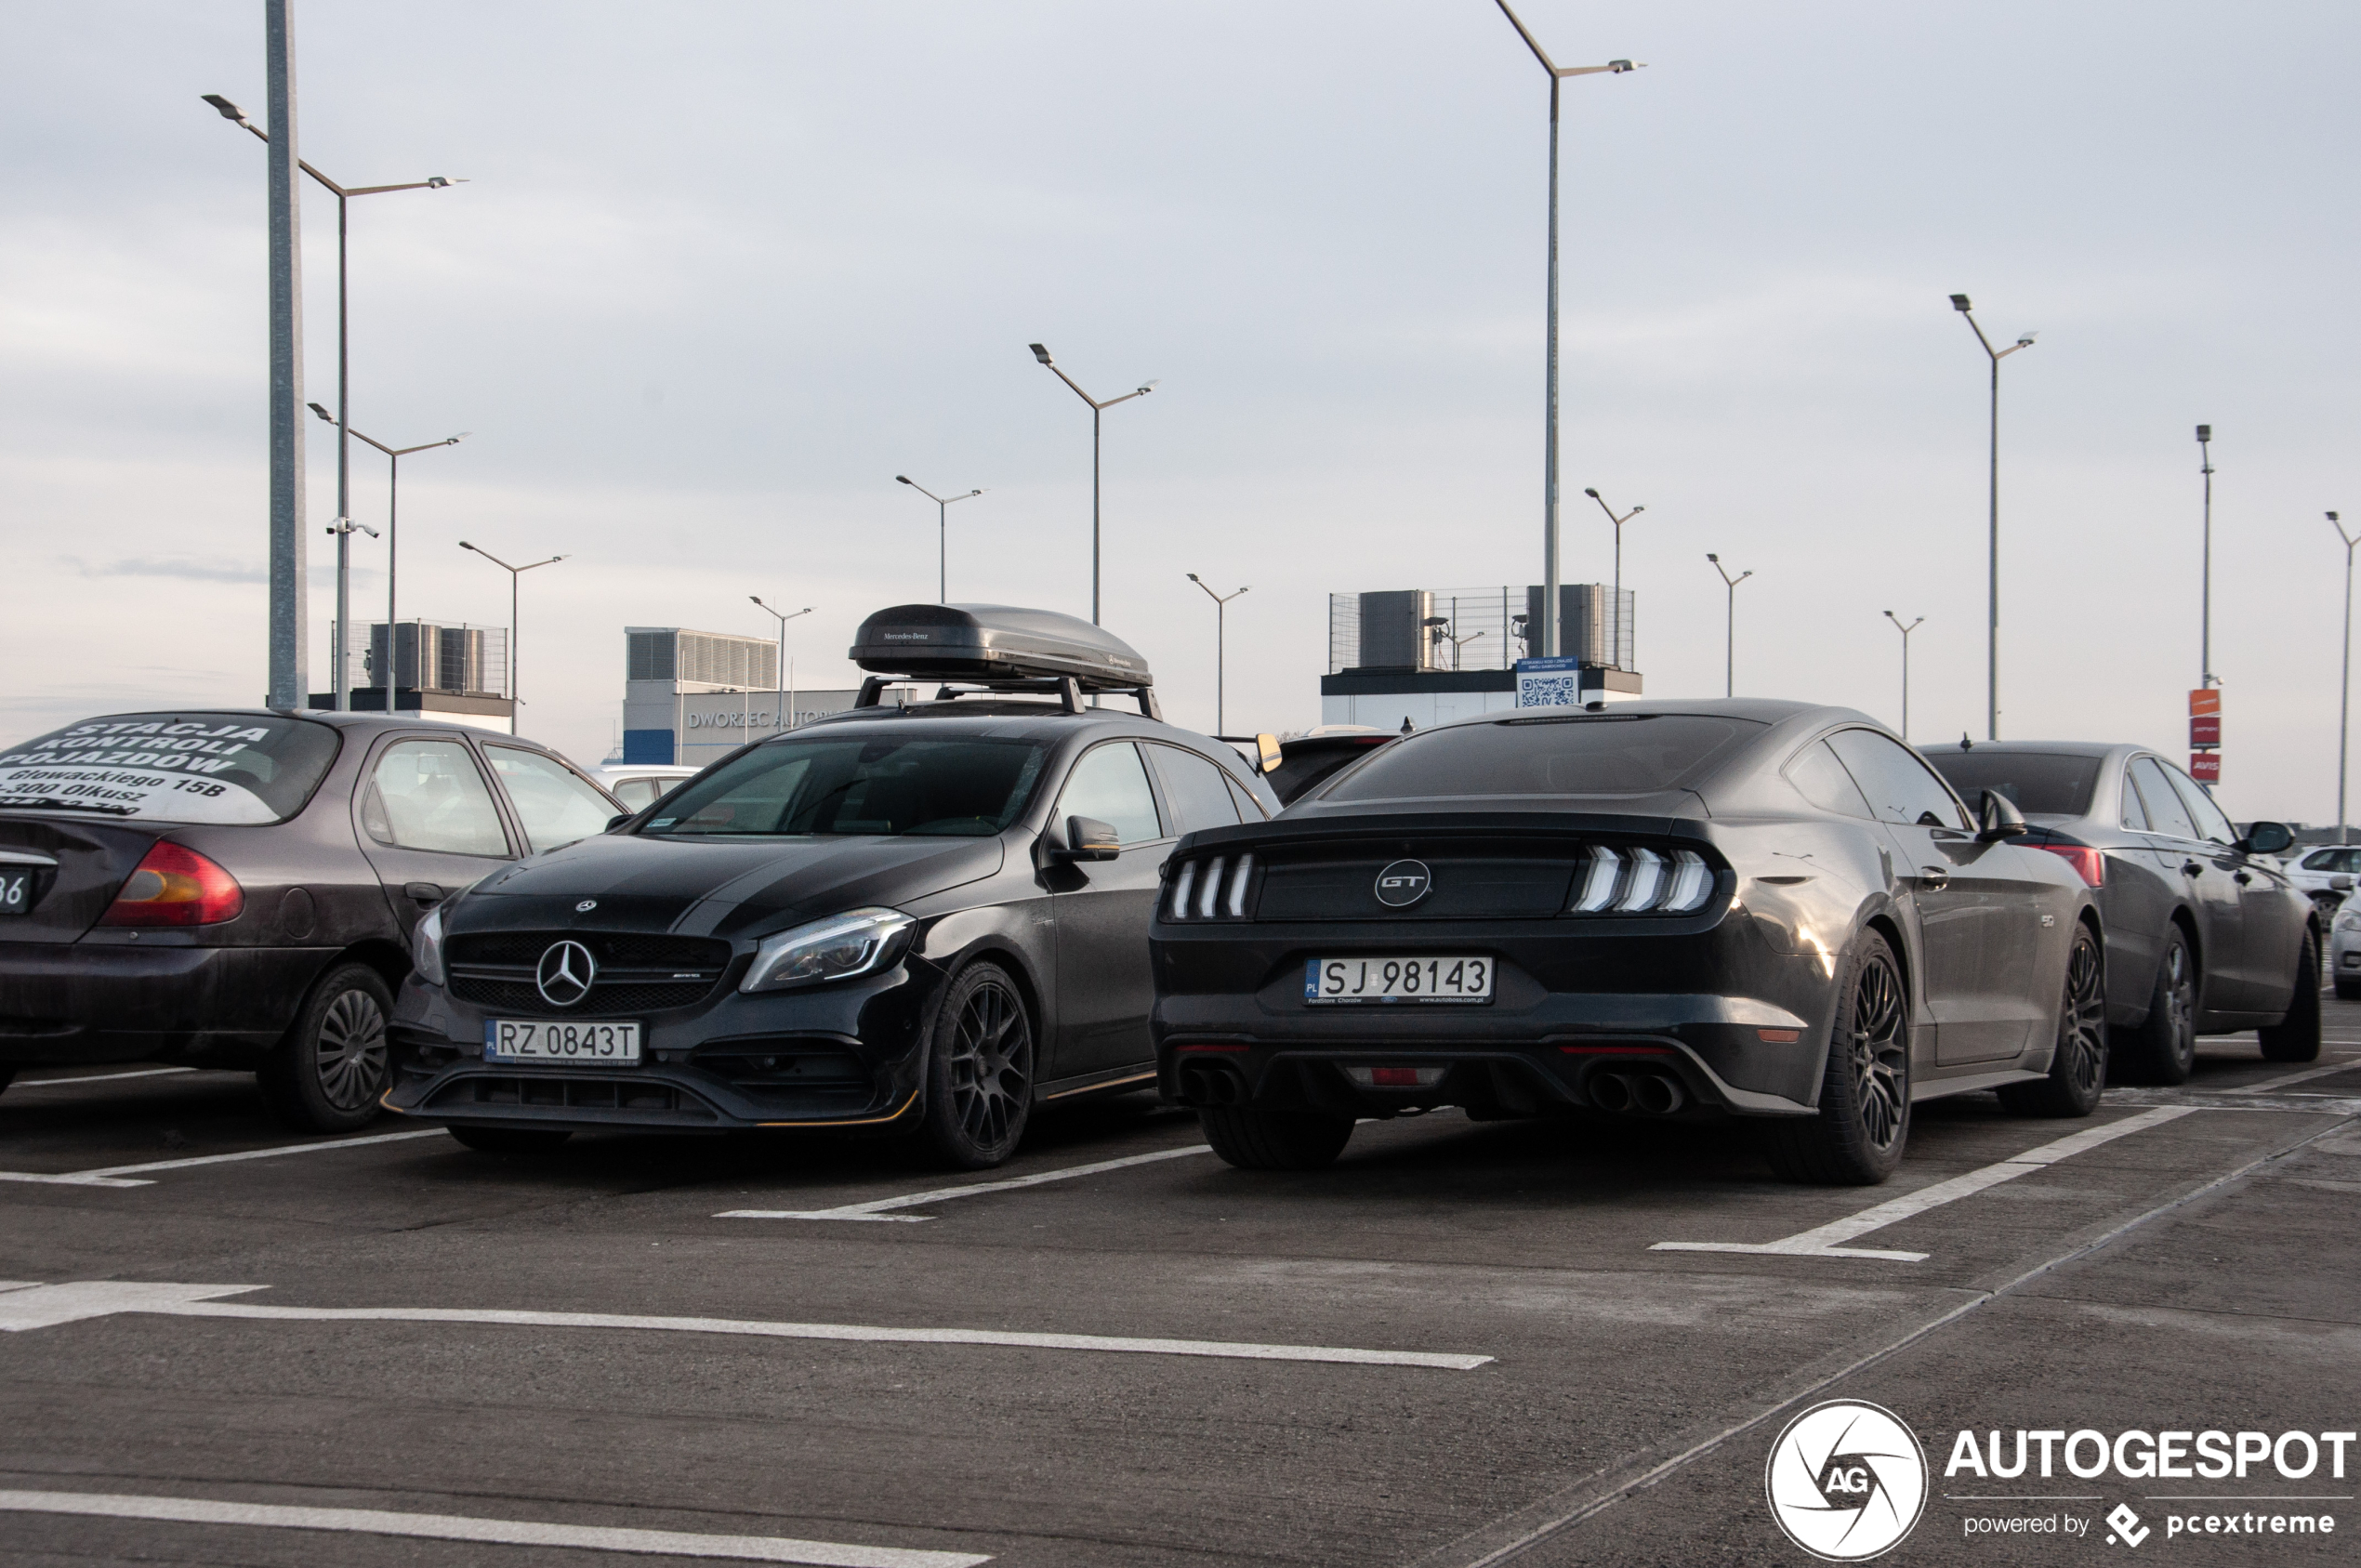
1375,860,1431,908
535,940,597,1008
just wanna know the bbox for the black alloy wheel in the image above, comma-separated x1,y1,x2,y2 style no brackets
1999,924,2107,1117
257,962,392,1135
2257,938,2323,1063
2130,928,2198,1085
1764,930,1910,1185
917,962,1035,1169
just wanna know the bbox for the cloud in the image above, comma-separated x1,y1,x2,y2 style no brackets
59,555,265,585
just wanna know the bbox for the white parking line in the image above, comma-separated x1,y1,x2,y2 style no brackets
0,1279,1495,1370
716,1144,1215,1221
0,1128,445,1189
0,1490,990,1567
1650,1107,2198,1262
2223,1059,2361,1095
7,1067,198,1089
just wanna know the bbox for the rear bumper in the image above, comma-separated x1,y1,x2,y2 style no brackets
0,940,325,1067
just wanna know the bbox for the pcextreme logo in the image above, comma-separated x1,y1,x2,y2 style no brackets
1766,1400,1930,1561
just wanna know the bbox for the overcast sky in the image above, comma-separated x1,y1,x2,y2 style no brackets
5,2,2355,822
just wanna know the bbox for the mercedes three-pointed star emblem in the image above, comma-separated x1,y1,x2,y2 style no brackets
535,940,597,1008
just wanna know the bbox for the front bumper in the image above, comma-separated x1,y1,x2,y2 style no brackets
383,958,938,1133
0,938,327,1067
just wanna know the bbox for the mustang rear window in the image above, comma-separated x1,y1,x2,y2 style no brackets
1928,752,2101,817
0,712,340,824
648,736,1047,837
1317,714,1763,800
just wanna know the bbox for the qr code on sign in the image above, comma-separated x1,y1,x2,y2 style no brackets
1519,675,1577,707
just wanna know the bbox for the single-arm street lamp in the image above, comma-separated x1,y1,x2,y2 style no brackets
1707,553,1752,699
1949,294,2036,741
1186,575,1250,736
309,404,465,709
1883,611,1924,740
894,477,984,603
1028,344,1155,626
456,543,567,735
2331,511,2356,846
749,596,814,731
204,94,464,710
2196,424,2217,692
1492,3,1641,658
1583,486,1644,668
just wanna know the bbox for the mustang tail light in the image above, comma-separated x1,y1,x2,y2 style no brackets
1167,853,1254,920
99,841,245,927
2035,844,2105,888
1570,846,1716,915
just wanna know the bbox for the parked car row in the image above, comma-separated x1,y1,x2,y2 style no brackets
0,602,2324,1188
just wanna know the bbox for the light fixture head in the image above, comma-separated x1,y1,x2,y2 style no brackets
750,595,764,606
1608,59,1634,72
426,177,451,189
307,402,334,423
1584,487,1600,499
1707,552,1719,562
1631,504,1645,514
1029,343,1053,364
2332,511,2342,523
1187,573,1202,583
2016,332,2038,348
895,475,911,485
458,540,476,551
201,93,246,122
1950,294,1972,311
2196,424,2211,443
1139,379,1159,394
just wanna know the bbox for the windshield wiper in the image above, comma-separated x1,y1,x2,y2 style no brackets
0,797,138,816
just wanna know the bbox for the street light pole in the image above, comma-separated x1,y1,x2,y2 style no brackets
893,477,984,603
1583,486,1644,668
309,406,465,709
1948,295,2036,741
2332,511,2356,846
1493,3,1640,659
457,543,567,736
2196,424,2217,692
1027,345,1155,626
749,597,813,731
1882,611,1924,740
1186,574,1250,735
1707,553,1751,699
204,93,463,709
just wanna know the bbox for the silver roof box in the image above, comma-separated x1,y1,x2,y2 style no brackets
848,603,1152,691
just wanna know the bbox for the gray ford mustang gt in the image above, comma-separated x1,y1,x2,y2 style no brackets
1151,700,2110,1185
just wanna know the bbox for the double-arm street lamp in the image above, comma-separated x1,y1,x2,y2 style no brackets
2196,424,2217,692
1583,486,1644,666
204,93,465,710
894,477,984,603
1707,554,1751,699
1883,611,1924,740
1949,294,2036,741
749,597,814,731
1028,344,1155,626
309,404,466,708
2330,511,2355,845
457,543,567,735
1186,575,1250,735
1493,2,1641,658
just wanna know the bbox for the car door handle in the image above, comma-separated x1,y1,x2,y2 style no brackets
2234,870,2253,885
2182,862,2203,877
1919,867,1950,890
404,882,446,903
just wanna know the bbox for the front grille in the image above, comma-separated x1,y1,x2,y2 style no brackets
1165,840,1721,922
446,929,732,1014
428,1074,718,1119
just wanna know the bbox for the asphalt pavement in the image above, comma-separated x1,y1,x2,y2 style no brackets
2,1003,2354,1568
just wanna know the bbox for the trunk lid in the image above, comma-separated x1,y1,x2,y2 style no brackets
0,815,170,943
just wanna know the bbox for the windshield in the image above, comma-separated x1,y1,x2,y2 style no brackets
1318,714,1763,802
1928,751,2103,817
646,735,1048,837
0,712,340,824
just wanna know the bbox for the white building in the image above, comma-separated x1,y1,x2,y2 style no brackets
619,626,861,767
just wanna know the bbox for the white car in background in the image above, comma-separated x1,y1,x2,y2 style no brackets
2330,888,2361,1000
2286,844,2361,919
594,764,702,813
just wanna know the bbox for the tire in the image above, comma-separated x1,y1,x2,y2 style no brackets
2336,978,2361,1002
446,1125,573,1154
1198,1104,1355,1171
1763,929,1910,1185
2127,927,2198,1085
257,962,391,1134
915,961,1035,1169
1998,924,2107,1117
2257,940,2322,1063
0,1068,14,1098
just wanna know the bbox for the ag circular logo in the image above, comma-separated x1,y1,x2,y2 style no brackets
1764,1400,1927,1561
534,940,598,1008
1374,859,1431,908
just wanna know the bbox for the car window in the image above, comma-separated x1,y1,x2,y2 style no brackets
1226,774,1269,821
2120,777,2150,832
487,745,617,852
1927,750,2102,816
360,739,510,857
1825,730,1970,830
2127,758,2199,841
1146,744,1242,836
1320,714,1762,801
1787,740,1875,819
1057,742,1164,845
0,710,340,825
2163,764,2236,848
651,737,1046,837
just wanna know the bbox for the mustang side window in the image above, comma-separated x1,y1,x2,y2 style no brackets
1057,743,1164,846
360,740,509,857
1787,740,1875,819
1825,730,1969,831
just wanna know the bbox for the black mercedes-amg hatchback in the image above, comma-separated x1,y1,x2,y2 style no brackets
1151,700,2132,1185
384,605,1279,1167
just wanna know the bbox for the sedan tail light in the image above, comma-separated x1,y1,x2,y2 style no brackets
98,842,245,927
2034,843,2105,888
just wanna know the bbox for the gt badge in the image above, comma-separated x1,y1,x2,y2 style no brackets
1374,859,1431,909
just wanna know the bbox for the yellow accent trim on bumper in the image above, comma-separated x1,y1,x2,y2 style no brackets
755,1088,922,1129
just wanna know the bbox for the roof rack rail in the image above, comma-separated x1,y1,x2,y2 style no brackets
852,675,1159,720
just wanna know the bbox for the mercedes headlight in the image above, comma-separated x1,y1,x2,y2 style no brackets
741,908,915,993
410,904,447,986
